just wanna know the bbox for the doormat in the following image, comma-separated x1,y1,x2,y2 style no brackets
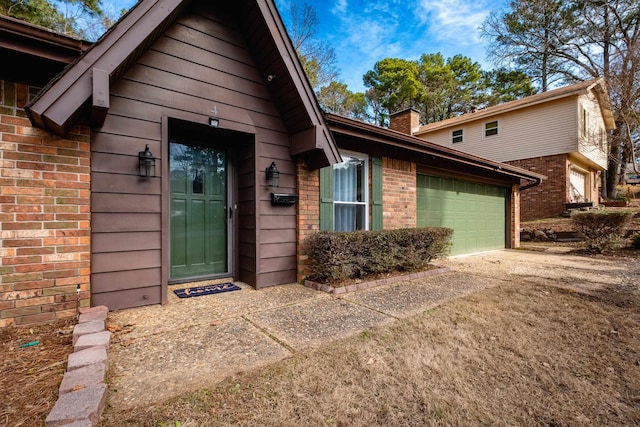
173,282,241,299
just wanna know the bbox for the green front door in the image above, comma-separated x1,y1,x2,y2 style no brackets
170,142,228,279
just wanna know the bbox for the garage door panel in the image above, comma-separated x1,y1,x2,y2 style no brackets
417,174,506,255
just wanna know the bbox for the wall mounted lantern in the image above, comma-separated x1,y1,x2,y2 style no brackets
138,144,156,178
265,161,280,187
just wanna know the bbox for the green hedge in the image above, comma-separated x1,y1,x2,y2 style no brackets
302,227,453,283
571,211,633,253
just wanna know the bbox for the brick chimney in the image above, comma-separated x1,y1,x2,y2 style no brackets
389,108,421,135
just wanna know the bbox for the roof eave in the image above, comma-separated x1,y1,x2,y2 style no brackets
255,0,340,168
25,0,191,136
326,113,546,185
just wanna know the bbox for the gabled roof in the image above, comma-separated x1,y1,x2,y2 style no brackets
24,0,340,168
0,15,90,86
326,113,545,189
415,78,616,136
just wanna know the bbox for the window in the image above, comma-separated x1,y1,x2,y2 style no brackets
320,152,382,232
581,106,588,137
484,121,499,137
452,129,463,143
333,154,368,231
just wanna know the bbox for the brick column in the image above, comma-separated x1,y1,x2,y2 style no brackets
511,184,520,248
382,158,417,229
0,80,91,327
296,159,320,283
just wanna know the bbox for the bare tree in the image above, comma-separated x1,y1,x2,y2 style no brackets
286,2,339,90
483,0,640,197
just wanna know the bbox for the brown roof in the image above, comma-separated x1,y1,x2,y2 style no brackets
415,78,616,135
0,15,91,86
326,113,545,189
24,0,340,168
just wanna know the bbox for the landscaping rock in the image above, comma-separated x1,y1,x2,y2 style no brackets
72,320,105,345
74,331,111,352
59,364,107,395
67,347,108,371
78,310,108,324
45,384,107,427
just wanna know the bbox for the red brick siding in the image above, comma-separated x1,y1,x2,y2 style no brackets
507,154,569,220
0,80,91,327
296,159,319,282
382,158,416,229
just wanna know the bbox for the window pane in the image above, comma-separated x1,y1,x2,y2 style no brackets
485,121,498,136
334,156,365,202
452,129,463,143
334,203,366,231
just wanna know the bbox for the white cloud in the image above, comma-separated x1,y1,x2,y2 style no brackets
416,0,493,45
332,0,348,15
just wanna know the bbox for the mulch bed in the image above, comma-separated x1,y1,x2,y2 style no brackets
1,318,75,427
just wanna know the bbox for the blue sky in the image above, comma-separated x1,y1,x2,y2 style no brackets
274,0,509,93
108,0,508,93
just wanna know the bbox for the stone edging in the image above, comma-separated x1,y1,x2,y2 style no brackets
45,305,111,427
304,266,452,295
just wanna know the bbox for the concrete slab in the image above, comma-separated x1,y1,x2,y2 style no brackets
67,347,107,371
45,384,107,427
107,316,292,408
107,282,323,341
246,297,393,350
74,331,111,352
341,272,505,318
59,363,106,395
72,320,105,345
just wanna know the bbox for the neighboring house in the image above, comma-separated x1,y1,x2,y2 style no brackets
408,79,616,220
625,163,640,185
0,0,543,327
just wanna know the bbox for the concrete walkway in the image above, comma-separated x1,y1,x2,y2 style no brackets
105,248,637,408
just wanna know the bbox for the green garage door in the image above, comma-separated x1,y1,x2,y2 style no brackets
417,174,506,255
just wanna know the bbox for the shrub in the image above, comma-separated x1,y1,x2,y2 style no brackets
571,211,633,253
302,227,453,283
633,234,640,250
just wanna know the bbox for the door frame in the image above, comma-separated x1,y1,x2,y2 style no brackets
161,117,241,300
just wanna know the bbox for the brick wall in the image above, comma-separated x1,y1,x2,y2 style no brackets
382,157,416,229
0,80,91,327
296,159,319,282
507,154,569,220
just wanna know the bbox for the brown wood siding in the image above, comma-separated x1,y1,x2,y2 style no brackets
91,3,297,308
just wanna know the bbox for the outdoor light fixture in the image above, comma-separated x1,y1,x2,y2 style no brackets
265,161,280,187
138,144,156,178
209,117,219,127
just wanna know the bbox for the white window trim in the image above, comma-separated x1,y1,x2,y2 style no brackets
333,150,369,231
483,120,500,138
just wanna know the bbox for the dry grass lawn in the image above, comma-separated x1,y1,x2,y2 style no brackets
100,279,640,427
